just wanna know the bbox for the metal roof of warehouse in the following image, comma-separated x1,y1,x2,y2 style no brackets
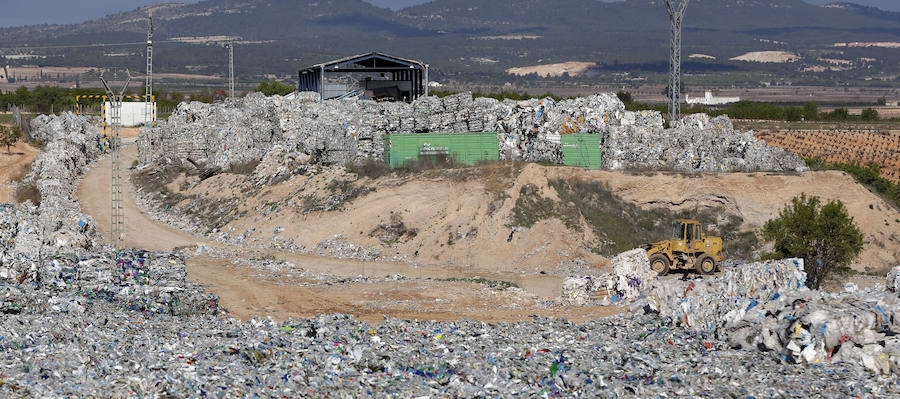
299,52,428,72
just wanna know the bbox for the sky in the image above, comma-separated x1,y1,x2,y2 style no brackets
1,0,898,28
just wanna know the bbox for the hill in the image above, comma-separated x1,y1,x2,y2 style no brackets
0,0,898,85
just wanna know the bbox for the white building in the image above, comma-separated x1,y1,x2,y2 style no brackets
103,102,156,127
685,91,740,106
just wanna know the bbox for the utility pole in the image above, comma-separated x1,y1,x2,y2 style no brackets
99,69,131,250
666,0,689,122
145,12,155,127
227,42,235,97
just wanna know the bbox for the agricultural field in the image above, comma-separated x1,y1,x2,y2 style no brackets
747,120,900,183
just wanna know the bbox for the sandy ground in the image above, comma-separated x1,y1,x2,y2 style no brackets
0,141,40,204
77,142,615,322
729,51,801,63
507,62,596,78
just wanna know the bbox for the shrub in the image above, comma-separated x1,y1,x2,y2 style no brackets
762,194,864,289
860,108,879,121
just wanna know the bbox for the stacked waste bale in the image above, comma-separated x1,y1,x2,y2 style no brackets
2,248,218,316
138,93,283,169
562,248,656,305
17,113,104,254
138,92,807,173
604,112,806,172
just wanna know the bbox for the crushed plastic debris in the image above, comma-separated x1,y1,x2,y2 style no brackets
1,110,893,396
138,92,806,173
889,266,900,292
645,258,900,376
562,248,654,305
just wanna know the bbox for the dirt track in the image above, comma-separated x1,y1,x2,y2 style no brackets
77,141,601,322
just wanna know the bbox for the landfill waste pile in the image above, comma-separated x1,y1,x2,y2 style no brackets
137,92,806,173
3,294,898,397
603,112,807,172
1,249,218,316
644,259,900,376
137,93,284,169
2,113,104,265
562,248,655,305
2,116,897,396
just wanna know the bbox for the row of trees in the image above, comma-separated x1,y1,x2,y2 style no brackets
617,91,885,121
0,86,193,113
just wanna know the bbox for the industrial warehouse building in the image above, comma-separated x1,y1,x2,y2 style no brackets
298,52,429,102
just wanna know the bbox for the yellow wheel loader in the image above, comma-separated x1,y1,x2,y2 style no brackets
643,219,723,275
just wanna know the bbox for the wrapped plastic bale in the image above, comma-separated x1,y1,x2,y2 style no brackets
888,266,900,292
608,248,656,299
561,248,658,305
562,276,595,305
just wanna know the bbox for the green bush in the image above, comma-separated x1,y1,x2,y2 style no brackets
763,194,864,289
860,108,879,121
255,81,295,96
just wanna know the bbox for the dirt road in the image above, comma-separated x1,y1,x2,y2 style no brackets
0,141,40,204
77,142,581,322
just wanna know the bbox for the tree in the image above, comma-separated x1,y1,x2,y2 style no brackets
762,194,864,289
661,81,685,99
860,108,879,121
826,108,849,121
1,125,22,154
616,91,634,106
802,103,819,120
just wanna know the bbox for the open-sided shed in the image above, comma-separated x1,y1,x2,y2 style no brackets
298,52,429,102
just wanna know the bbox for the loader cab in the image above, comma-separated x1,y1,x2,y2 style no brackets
673,219,702,246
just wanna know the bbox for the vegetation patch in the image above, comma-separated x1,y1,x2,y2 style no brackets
507,178,759,259
508,184,579,229
369,214,418,245
805,158,900,209
300,179,375,213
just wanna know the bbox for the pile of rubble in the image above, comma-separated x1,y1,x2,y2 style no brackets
137,92,806,173
562,253,900,376
605,113,807,172
644,258,900,376
562,248,656,305
2,113,105,267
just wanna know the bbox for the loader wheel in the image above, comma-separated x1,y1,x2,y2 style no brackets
649,255,670,276
696,255,716,275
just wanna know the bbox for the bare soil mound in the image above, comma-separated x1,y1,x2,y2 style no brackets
135,162,900,274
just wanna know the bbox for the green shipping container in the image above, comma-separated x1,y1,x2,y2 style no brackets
384,133,499,168
560,134,603,170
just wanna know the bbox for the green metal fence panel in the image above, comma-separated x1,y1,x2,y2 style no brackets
385,133,499,168
560,134,603,170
